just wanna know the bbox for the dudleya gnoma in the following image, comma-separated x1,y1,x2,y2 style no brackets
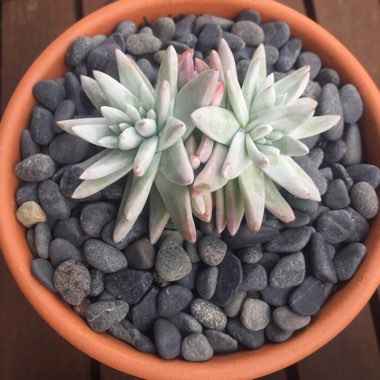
57,39,340,244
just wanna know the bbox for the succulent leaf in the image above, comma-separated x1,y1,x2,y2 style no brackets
215,188,227,233
118,127,144,150
81,76,108,111
157,117,186,151
149,185,170,244
225,179,244,236
57,117,107,134
289,115,341,139
133,136,159,177
71,124,116,147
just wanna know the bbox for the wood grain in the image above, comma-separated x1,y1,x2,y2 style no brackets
82,0,113,15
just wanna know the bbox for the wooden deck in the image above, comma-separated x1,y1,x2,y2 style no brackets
1,0,379,379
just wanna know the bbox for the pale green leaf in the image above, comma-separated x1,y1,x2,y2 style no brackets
118,127,143,150
271,135,309,156
225,179,244,236
72,124,116,147
135,118,157,137
101,106,130,125
215,188,227,233
157,117,186,151
149,184,170,244
81,75,108,111
57,118,107,134
289,115,341,139
155,80,171,131
245,134,269,167
250,124,273,141
133,136,158,177
97,135,119,149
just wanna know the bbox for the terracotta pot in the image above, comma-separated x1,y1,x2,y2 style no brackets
1,0,379,378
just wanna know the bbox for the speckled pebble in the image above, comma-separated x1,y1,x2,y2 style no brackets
33,80,65,111
181,333,213,362
240,263,267,291
333,243,367,281
89,269,105,297
350,181,379,219
80,202,116,237
262,21,290,48
156,246,192,282
198,235,227,266
340,84,363,124
273,306,311,331
231,21,264,46
115,20,137,38
265,227,312,253
196,266,218,300
38,180,71,220
269,252,305,288
190,298,227,331
16,201,46,228
223,290,247,318
65,36,93,66
346,164,380,189
151,17,175,43
316,210,354,244
240,298,271,331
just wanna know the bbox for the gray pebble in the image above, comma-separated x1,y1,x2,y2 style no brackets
204,330,238,353
273,306,311,331
54,260,90,305
84,239,127,273
226,318,264,349
30,107,55,145
333,243,367,281
59,165,84,198
340,84,363,123
21,130,40,159
33,80,65,111
331,163,354,190
154,319,181,359
54,99,76,123
265,321,293,343
104,58,119,81
302,80,322,101
324,139,347,164
286,195,318,218
196,266,218,300
65,36,93,66
275,38,302,72
231,21,264,46
184,239,201,263
16,182,38,206
190,298,227,331
269,252,305,288
174,15,196,38
38,180,71,220
286,210,310,228
101,181,123,200
132,286,159,332
27,228,37,255
262,21,290,48
343,207,370,243
124,238,156,270
308,233,337,283
265,227,312,253
296,52,321,80
222,31,246,51
156,246,191,282
98,291,116,302
342,124,362,165
236,246,262,264
259,252,280,272
181,333,213,362
289,276,333,315
350,181,378,219
240,263,267,291
260,285,293,307
126,33,162,55
308,147,324,168
49,238,82,267
223,290,247,318
317,83,344,141
323,179,351,210
86,41,120,72
237,59,250,85
34,222,51,259
175,261,200,289
194,14,233,34
234,47,255,62
54,217,89,248
197,23,223,51
300,134,319,149
108,32,125,50
347,164,380,189
241,298,271,331
73,63,88,78
85,300,129,332
320,167,333,182
31,258,56,292
157,285,193,317
176,33,197,48
89,269,105,297
80,202,116,237
264,45,279,66
199,235,227,266
315,210,354,244
159,230,184,250
106,269,153,304
169,312,203,335
49,133,89,164
64,72,88,115
236,9,261,24
151,17,175,42
317,67,340,87
199,219,221,238
116,20,137,38
136,58,156,84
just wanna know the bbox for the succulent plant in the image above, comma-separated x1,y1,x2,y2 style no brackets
191,39,340,235
58,46,222,243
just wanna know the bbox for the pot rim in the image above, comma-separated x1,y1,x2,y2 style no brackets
1,0,380,379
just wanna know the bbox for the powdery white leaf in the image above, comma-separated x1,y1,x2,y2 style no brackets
72,124,116,147
81,75,108,111
135,118,157,138
149,184,170,244
225,179,244,236
57,118,107,134
118,127,143,150
157,117,186,151
289,115,341,139
133,136,158,177
155,80,171,131
245,134,269,167
215,188,227,233
271,135,309,156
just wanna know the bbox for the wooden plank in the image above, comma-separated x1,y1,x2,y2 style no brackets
312,0,380,87
82,0,112,16
297,304,380,380
100,366,142,380
260,369,288,380
369,288,380,350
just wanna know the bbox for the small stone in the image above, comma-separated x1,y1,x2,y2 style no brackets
350,182,378,219
343,207,370,243
124,238,156,270
289,276,334,315
236,9,261,24
49,133,88,164
226,318,265,349
153,319,181,359
347,164,380,189
270,252,305,288
157,285,193,317
234,47,255,62
80,202,116,237
184,239,201,263
27,228,37,255
176,33,198,48
222,223,279,249
240,263,267,291
110,320,155,354
169,312,203,335
199,219,221,237
286,211,310,228
222,31,246,51
235,246,262,264
265,227,312,253
20,130,40,159
98,291,116,301
316,210,354,244
108,32,125,50
323,140,347,164
105,269,153,304
104,57,119,81
323,179,351,210
89,269,105,297
54,99,76,124
131,287,159,332
231,21,264,46
223,290,247,318
303,80,322,101
126,33,162,55
340,84,363,123
174,15,196,38
317,84,344,141
262,21,290,48
265,321,293,343
31,258,56,291
16,153,55,182
34,222,51,259
86,41,120,72
264,45,279,66
194,14,233,34
197,23,223,51
16,183,39,206
181,333,213,362
85,300,129,332
198,235,227,266
296,52,321,79
240,298,271,331
65,36,93,66
101,181,123,200
49,238,82,267
260,286,293,307
190,299,227,331
196,266,218,300
116,20,137,38
54,260,91,305
16,201,46,227
258,252,280,272
320,167,333,182
333,243,367,281
204,330,238,353
317,67,340,87
64,72,89,115
237,59,250,84
33,80,65,111
275,38,302,72
308,233,337,283
175,262,200,289
331,163,354,190
151,17,175,42
38,180,71,220
54,217,89,248
273,306,311,331
308,147,324,168
159,230,184,251
73,63,88,78
84,239,127,273
342,124,362,165
30,107,55,145
156,246,192,281
136,58,156,84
